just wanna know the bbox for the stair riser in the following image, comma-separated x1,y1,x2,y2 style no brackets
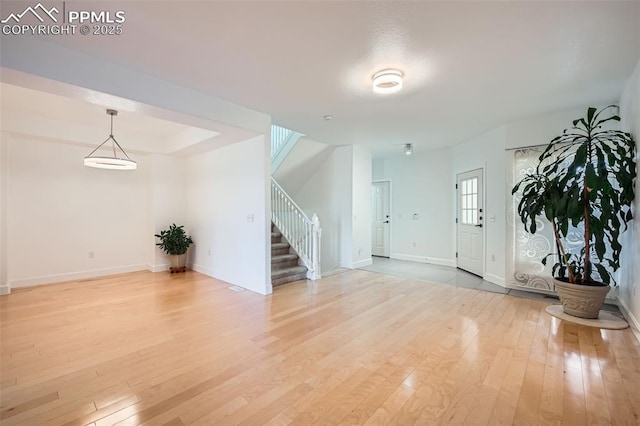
271,236,281,244
272,272,307,287
272,247,290,256
271,259,299,269
271,264,307,279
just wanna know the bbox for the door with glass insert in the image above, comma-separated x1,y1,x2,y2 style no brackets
456,169,484,276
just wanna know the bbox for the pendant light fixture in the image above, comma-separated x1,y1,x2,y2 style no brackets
404,143,413,156
84,109,137,170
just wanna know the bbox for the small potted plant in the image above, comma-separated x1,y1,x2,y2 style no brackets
512,105,636,318
155,223,194,273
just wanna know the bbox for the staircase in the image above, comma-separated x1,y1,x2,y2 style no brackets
270,125,321,287
271,224,308,286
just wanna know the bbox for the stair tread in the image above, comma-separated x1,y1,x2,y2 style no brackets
271,232,282,237
271,242,290,249
271,265,307,278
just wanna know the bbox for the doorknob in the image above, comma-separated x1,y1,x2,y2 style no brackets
383,221,389,223
475,224,483,228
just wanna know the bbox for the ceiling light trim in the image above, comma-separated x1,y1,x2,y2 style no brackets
372,69,404,94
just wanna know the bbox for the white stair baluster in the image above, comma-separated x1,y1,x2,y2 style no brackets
270,177,321,280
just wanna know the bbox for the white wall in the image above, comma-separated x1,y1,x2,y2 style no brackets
374,148,454,267
452,127,507,285
273,137,335,197
1,36,273,295
2,131,270,294
283,144,372,273
372,158,384,180
186,136,271,294
0,132,7,294
504,106,589,150
371,107,602,286
379,106,631,289
446,106,613,287
619,59,640,333
5,133,152,287
351,145,373,268
293,146,353,273
150,154,187,271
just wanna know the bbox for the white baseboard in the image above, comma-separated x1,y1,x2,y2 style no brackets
149,263,170,273
483,273,506,287
506,284,556,296
322,267,350,277
617,296,640,344
0,285,10,295
9,264,149,288
390,253,455,268
352,258,373,269
189,262,215,278
189,264,272,296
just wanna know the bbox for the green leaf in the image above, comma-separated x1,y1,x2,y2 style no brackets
594,263,611,285
587,107,597,125
574,144,587,168
586,173,599,203
154,223,194,255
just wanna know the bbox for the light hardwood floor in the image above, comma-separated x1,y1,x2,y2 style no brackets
1,270,639,425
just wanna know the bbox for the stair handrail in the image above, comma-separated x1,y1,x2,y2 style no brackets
271,177,321,280
271,125,294,159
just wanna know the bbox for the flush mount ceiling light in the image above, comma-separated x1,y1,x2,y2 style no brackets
372,69,404,94
84,109,137,170
404,143,413,156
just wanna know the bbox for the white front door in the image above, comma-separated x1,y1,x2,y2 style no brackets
456,169,484,276
372,181,390,257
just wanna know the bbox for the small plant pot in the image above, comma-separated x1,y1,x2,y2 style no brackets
169,254,187,273
553,278,610,319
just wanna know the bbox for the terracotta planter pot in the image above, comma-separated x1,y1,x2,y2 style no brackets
553,278,610,319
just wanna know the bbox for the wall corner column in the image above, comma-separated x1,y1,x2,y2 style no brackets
1,132,10,295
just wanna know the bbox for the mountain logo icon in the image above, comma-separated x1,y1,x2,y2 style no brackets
1,3,59,24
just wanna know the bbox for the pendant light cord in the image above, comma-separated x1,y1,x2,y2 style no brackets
85,109,133,160
111,113,116,157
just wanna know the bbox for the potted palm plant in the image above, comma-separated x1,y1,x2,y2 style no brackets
155,223,194,273
512,105,636,318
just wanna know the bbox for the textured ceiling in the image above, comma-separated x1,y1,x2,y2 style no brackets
31,1,640,154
